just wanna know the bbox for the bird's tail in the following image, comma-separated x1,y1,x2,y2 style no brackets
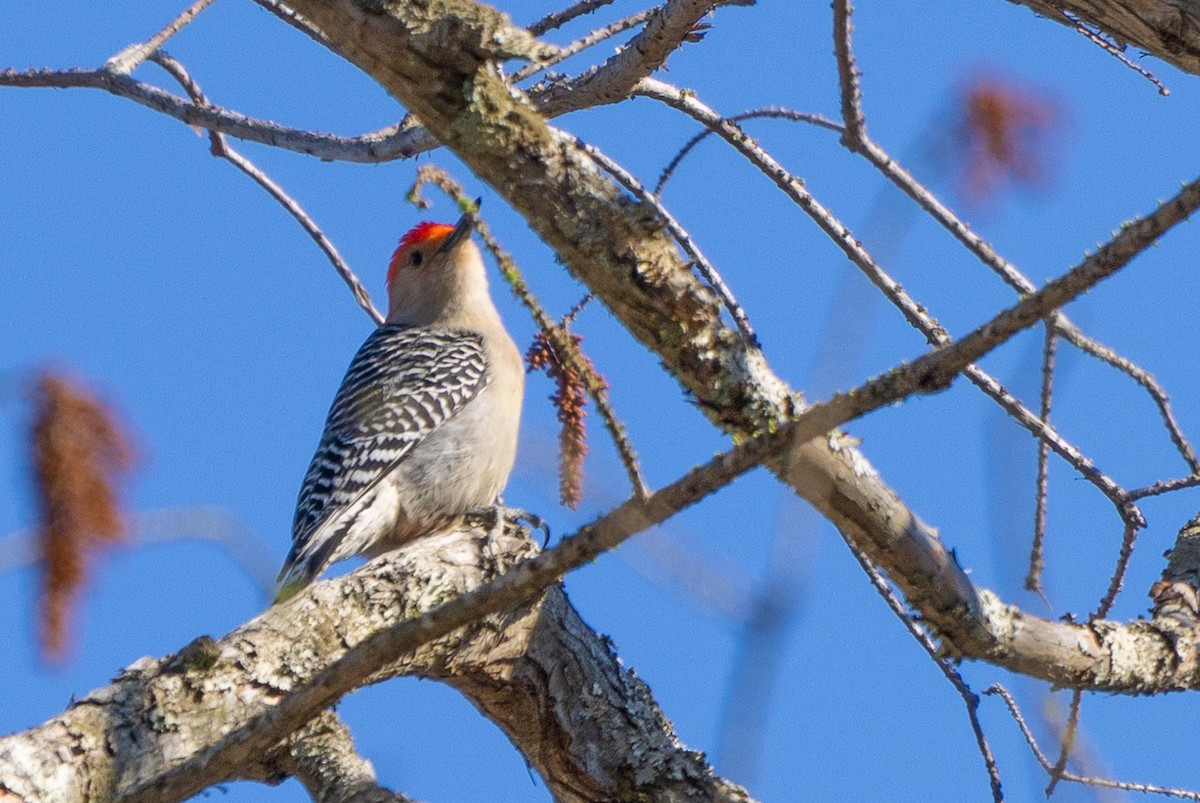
272,547,321,605
273,520,346,604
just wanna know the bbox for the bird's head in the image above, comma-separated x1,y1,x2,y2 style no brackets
386,211,489,326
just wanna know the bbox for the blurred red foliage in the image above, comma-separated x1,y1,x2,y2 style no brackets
951,75,1062,206
30,371,135,662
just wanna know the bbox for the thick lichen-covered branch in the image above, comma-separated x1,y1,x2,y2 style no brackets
0,522,751,803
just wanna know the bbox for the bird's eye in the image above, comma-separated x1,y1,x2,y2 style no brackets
409,251,423,267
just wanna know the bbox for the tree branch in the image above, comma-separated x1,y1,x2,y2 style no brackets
0,518,753,802
272,711,416,803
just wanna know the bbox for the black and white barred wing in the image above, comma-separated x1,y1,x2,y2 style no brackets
278,325,488,595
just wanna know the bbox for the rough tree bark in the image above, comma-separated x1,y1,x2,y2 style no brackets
0,525,750,802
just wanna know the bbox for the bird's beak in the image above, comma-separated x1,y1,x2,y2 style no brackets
439,200,480,254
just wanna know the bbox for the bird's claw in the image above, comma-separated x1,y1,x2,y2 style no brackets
467,504,550,547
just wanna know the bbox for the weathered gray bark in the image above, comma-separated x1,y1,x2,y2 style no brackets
0,525,750,802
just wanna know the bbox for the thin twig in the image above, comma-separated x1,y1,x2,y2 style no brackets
1027,318,1057,601
149,52,384,325
1057,323,1200,472
1046,687,1083,795
1095,520,1140,619
577,137,758,345
250,0,333,49
986,685,1200,800
0,506,278,597
966,361,1134,520
105,0,217,76
1041,694,1126,803
1129,474,1200,500
1068,15,1170,96
0,67,429,163
408,166,650,500
655,107,843,195
513,10,653,83
850,546,1003,801
832,0,866,146
528,0,618,35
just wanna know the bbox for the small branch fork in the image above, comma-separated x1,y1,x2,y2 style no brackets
105,0,216,76
849,545,1003,802
148,52,384,324
512,9,654,84
987,685,1200,800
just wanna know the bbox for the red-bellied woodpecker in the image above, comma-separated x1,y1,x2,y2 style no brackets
274,211,523,602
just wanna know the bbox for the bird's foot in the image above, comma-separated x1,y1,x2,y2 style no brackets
466,503,550,547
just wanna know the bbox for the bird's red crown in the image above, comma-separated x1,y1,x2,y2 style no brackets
387,221,455,285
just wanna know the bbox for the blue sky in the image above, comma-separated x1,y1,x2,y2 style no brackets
4,1,1200,801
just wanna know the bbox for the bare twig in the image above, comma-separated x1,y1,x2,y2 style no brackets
624,529,757,624
528,0,618,36
1046,687,1083,796
850,547,1003,802
105,0,217,76
513,10,653,83
1067,15,1170,96
832,0,866,146
1027,318,1058,600
0,67,429,163
0,506,278,597
577,137,758,344
1058,324,1200,473
655,107,843,195
1129,474,1200,500
987,685,1200,800
149,52,384,325
1095,520,1140,619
